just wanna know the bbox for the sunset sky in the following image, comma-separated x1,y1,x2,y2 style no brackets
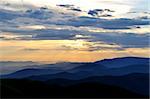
0,0,149,63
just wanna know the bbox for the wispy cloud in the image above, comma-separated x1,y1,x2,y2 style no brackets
0,1,149,63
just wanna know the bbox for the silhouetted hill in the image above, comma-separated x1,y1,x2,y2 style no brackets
1,57,149,98
25,64,149,82
27,72,78,81
0,79,146,98
96,57,149,68
44,73,149,96
1,68,62,78
1,57,149,79
77,73,149,96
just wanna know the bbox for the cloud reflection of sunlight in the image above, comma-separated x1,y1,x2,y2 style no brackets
0,40,149,63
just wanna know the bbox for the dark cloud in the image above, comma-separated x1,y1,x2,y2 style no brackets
32,29,76,40
90,33,149,48
0,8,149,49
57,4,74,8
25,8,53,19
59,16,149,29
88,9,114,17
0,10,21,20
0,8,149,30
69,8,82,12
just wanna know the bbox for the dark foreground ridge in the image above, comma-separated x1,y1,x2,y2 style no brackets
0,79,148,98
1,57,149,98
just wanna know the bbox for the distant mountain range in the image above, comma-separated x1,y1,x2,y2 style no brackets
1,57,149,97
1,57,149,79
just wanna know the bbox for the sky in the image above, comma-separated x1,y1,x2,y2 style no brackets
0,0,149,64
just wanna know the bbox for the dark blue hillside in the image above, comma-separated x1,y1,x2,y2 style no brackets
95,57,149,68
77,73,149,96
0,57,149,97
1,57,149,79
44,73,149,96
1,68,62,78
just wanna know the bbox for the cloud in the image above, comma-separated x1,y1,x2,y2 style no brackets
22,48,41,51
25,8,54,19
59,16,149,29
0,32,33,40
0,6,149,50
0,9,21,20
88,9,114,17
0,6,149,30
90,32,149,48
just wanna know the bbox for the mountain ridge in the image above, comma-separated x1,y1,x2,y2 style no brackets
1,57,149,79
